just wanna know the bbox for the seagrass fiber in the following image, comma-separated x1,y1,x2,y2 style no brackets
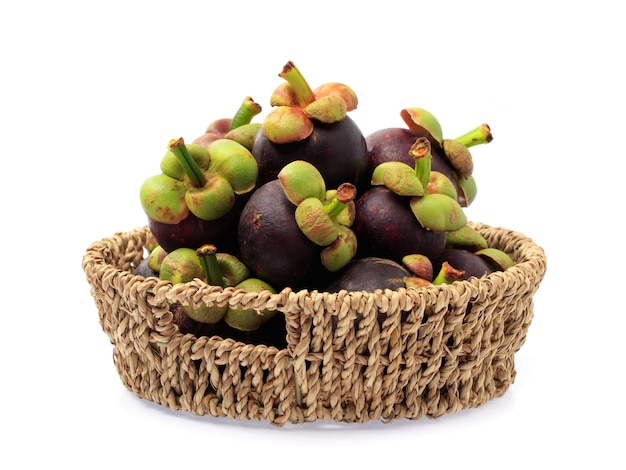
82,223,547,425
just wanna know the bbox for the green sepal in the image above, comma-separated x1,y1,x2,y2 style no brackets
184,174,235,221
139,174,188,224
371,162,424,197
224,278,277,331
457,175,477,207
278,160,326,205
160,143,210,182
224,123,261,151
206,138,258,194
410,193,467,232
427,171,458,200
475,248,515,270
445,225,488,251
295,197,338,246
320,225,358,272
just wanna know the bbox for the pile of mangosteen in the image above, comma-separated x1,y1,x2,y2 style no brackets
135,61,513,346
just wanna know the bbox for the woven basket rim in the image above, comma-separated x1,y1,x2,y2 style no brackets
82,221,547,319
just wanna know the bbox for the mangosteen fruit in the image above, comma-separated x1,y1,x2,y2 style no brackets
237,179,325,290
433,248,496,281
253,116,368,190
325,257,411,293
252,61,368,190
354,186,447,262
365,127,457,192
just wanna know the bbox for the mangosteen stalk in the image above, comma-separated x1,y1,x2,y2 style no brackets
454,124,493,148
167,137,207,188
433,261,465,285
278,61,316,107
196,244,225,288
409,137,432,189
229,96,262,130
325,183,357,220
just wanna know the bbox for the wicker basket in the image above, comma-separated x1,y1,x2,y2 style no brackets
82,222,546,426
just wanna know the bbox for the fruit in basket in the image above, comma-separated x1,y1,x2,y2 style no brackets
159,244,253,324
238,160,358,290
373,137,467,233
355,137,466,262
135,59,514,324
433,248,495,281
238,179,321,290
140,136,258,253
366,127,458,193
366,108,493,207
355,185,447,261
326,257,411,293
252,61,367,189
401,108,492,207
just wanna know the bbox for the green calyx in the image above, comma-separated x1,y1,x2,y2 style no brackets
410,193,467,232
295,183,357,247
371,137,432,196
205,139,258,194
224,123,261,151
140,136,257,224
139,174,189,224
457,174,478,207
398,107,495,208
432,262,465,285
196,244,225,287
445,225,488,251
168,137,207,187
159,248,204,284
320,224,358,272
475,248,515,270
282,177,359,272
159,245,253,325
262,61,358,144
279,160,327,205
370,136,467,232
184,244,228,324
224,278,277,331
371,162,425,196
400,107,444,147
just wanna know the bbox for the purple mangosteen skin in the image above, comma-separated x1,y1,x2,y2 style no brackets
252,116,368,191
148,211,236,254
365,127,458,194
354,186,447,263
238,179,325,291
325,257,411,293
434,248,496,280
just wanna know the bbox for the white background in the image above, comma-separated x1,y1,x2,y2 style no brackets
2,1,624,468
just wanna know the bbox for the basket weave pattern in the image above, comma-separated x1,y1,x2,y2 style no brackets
82,223,546,425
